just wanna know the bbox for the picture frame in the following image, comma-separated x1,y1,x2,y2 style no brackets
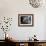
18,14,34,27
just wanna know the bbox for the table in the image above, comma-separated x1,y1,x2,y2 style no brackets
5,39,46,46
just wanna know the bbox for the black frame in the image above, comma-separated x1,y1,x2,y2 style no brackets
18,14,34,27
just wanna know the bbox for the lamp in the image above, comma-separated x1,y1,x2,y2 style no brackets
29,0,45,8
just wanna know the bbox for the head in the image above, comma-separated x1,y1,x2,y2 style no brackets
34,35,36,37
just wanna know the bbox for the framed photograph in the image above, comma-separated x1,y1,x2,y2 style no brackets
18,14,34,27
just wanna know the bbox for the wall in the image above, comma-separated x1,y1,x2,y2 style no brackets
0,0,46,40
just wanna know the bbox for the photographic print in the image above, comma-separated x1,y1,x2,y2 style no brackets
18,14,34,27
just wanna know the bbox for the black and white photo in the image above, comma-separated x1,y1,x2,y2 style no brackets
18,14,34,26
